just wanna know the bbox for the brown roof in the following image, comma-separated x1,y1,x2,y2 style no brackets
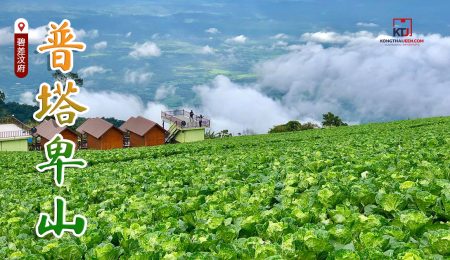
77,118,122,139
35,119,76,140
120,116,163,136
119,116,134,132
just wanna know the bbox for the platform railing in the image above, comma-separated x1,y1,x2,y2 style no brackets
161,110,210,128
0,130,31,139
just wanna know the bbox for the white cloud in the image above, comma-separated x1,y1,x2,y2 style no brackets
0,26,98,45
31,55,46,65
356,22,379,27
155,85,176,100
129,41,161,59
77,89,167,123
79,66,109,78
0,25,47,45
20,91,35,105
199,45,215,54
226,35,247,44
300,31,374,44
75,29,99,40
94,41,107,50
45,30,450,135
73,79,286,134
271,33,289,39
143,103,168,123
193,75,292,133
0,27,12,45
273,41,288,47
124,68,153,85
205,28,219,34
29,26,48,44
187,32,450,133
255,32,450,123
126,32,132,38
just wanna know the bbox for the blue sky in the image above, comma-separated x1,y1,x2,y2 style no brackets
1,0,449,132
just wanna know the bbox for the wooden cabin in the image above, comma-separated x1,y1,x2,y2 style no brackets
76,118,124,150
119,116,165,147
35,119,79,149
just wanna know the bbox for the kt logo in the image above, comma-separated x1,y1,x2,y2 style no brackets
393,18,412,37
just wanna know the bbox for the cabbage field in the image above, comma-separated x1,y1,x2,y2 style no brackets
1,116,450,259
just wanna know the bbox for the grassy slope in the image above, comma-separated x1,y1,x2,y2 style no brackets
0,116,449,258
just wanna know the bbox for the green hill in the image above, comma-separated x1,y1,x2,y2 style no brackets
1,116,449,259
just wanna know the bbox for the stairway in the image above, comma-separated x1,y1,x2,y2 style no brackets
165,127,180,143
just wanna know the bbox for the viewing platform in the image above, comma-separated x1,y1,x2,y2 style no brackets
0,116,32,151
161,109,210,129
161,110,210,143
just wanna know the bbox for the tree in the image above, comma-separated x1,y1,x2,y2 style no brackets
322,112,348,127
269,120,302,133
0,90,5,117
0,90,5,104
301,122,319,130
205,129,233,139
52,71,83,87
286,120,302,131
269,120,319,134
218,129,232,138
205,130,217,139
1,102,37,123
